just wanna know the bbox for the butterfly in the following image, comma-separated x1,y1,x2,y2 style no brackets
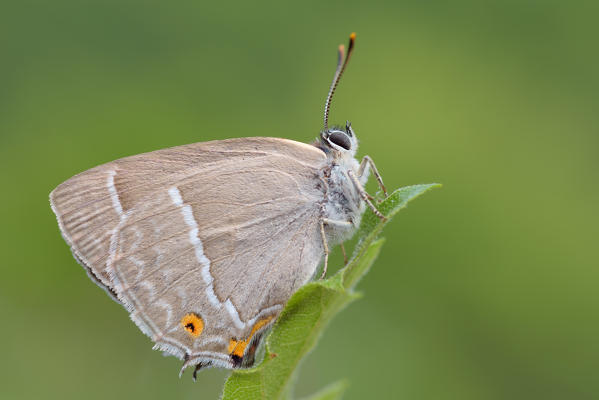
50,33,387,379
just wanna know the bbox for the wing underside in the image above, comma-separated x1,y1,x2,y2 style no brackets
50,137,327,369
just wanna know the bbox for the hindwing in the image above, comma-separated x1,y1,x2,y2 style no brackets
50,137,328,369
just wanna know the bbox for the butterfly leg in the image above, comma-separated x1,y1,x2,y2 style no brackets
358,155,388,197
319,219,329,279
192,362,212,381
347,170,387,221
340,243,348,265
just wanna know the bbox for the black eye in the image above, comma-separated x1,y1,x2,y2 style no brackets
328,131,351,150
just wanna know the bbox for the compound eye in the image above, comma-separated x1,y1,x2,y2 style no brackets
328,131,351,150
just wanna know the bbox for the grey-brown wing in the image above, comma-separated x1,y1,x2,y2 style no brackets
50,137,327,369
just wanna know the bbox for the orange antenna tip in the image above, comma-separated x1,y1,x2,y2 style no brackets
350,32,356,40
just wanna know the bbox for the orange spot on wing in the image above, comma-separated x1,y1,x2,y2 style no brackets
228,339,240,355
181,313,204,337
228,316,274,358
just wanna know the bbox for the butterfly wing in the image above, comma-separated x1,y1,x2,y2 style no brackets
50,137,328,369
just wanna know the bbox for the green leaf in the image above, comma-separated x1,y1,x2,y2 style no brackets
221,184,439,400
344,183,441,289
219,270,361,400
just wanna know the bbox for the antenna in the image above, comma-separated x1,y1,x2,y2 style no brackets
323,33,356,132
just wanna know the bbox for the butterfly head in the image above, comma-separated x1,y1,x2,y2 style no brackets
320,121,358,156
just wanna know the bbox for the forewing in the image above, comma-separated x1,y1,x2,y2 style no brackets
50,137,327,368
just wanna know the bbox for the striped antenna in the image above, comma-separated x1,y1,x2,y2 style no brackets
323,33,356,132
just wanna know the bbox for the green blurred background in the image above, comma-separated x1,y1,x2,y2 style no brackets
1,0,597,399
